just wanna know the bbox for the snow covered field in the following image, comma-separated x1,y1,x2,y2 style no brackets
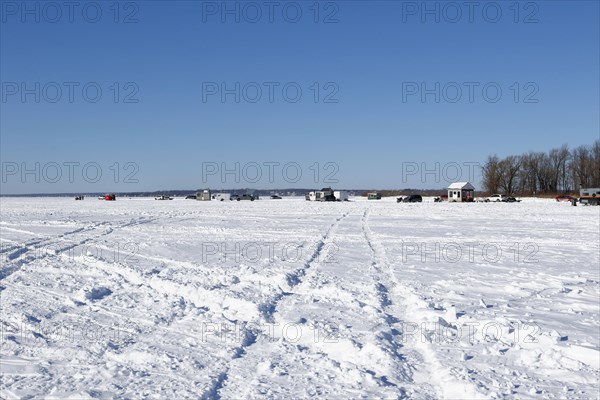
1,196,598,399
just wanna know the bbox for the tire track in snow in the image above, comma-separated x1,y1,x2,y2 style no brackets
4,247,219,387
360,207,431,396
36,213,348,399
0,216,207,397
50,212,348,399
0,226,100,282
257,211,350,322
217,207,414,399
0,217,160,342
361,207,486,400
201,211,350,400
0,217,157,285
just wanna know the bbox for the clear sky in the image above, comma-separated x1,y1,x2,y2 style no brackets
1,0,599,194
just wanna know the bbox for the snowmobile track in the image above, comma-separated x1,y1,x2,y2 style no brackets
204,211,350,400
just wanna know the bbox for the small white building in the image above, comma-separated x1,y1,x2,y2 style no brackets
212,193,231,201
306,188,336,202
334,190,349,201
196,189,211,201
447,182,475,202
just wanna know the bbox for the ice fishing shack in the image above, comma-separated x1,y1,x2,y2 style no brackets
196,189,211,201
447,182,475,202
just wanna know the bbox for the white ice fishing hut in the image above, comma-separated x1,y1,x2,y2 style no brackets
197,189,211,201
447,182,475,202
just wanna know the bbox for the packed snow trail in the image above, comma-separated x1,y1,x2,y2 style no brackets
219,206,437,398
0,217,156,283
361,208,486,399
200,211,351,399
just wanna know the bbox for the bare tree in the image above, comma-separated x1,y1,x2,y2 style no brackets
483,140,598,195
498,155,522,195
481,155,501,194
518,152,542,195
547,145,571,192
570,145,591,188
592,139,600,186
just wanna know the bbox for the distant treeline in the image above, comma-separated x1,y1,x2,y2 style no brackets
481,140,600,195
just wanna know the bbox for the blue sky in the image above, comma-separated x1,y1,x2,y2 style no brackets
1,0,599,194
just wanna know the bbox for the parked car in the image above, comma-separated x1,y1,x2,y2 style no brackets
555,194,577,202
488,194,507,202
185,195,196,199
503,196,521,203
74,195,84,200
402,195,423,203
155,195,173,200
270,195,282,199
231,194,255,201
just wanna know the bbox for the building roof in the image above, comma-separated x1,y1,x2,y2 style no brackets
448,182,475,190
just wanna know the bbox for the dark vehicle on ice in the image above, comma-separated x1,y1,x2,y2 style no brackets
401,195,422,203
231,194,255,201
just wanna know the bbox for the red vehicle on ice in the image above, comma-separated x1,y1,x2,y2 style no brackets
555,194,576,202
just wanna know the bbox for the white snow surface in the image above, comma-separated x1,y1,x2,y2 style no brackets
1,196,598,399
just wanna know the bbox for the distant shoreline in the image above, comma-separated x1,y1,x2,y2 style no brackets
0,190,578,198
